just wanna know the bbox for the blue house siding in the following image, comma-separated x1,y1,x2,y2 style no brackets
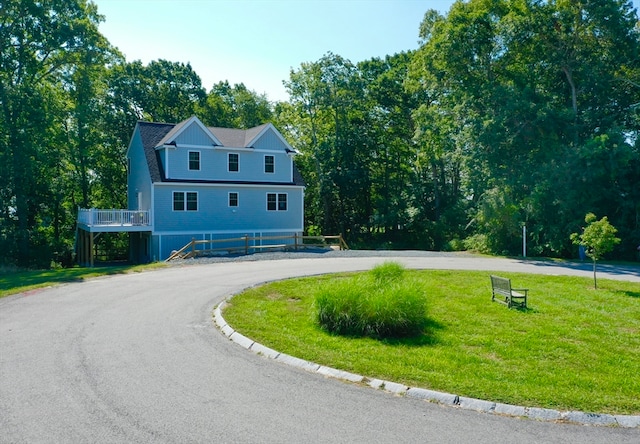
153,183,303,233
252,127,286,151
127,128,153,211
173,123,217,146
158,147,291,183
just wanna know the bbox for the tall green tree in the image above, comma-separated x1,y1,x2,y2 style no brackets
285,53,373,239
198,81,273,128
143,60,206,123
0,0,105,266
358,53,420,246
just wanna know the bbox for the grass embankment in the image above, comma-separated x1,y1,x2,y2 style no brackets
0,263,165,298
223,269,640,415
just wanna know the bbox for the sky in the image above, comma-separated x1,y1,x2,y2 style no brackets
92,0,456,102
92,0,639,103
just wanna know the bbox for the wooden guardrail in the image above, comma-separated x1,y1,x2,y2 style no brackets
166,234,349,261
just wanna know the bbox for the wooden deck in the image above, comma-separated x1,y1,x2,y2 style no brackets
76,209,151,266
77,209,151,232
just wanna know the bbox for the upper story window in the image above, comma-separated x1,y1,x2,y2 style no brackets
229,192,238,207
173,191,198,211
267,193,287,211
228,153,239,172
188,151,200,170
264,155,275,173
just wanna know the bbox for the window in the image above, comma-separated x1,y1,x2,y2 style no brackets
186,192,198,211
229,192,238,207
173,191,198,211
188,151,200,170
264,155,274,173
228,153,239,172
278,193,287,211
267,193,276,211
173,192,184,211
267,193,287,211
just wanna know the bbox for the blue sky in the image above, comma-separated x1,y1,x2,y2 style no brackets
92,0,638,103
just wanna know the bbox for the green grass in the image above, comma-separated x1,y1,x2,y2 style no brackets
0,263,166,298
222,270,640,415
316,262,427,337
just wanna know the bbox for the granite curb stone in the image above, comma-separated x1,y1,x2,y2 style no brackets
229,331,255,349
220,323,234,337
458,396,497,412
562,411,617,427
275,353,321,372
378,380,409,395
494,402,527,417
249,342,281,359
526,407,563,422
407,387,458,406
615,415,640,428
317,366,364,383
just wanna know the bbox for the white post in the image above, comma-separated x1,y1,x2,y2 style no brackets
522,224,527,258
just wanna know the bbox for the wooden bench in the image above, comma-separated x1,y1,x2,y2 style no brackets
490,275,528,309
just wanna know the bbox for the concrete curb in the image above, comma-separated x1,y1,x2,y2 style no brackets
213,300,640,428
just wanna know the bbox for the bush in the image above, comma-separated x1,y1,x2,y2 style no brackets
315,262,427,338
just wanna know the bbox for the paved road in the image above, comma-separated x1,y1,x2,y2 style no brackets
1,254,639,443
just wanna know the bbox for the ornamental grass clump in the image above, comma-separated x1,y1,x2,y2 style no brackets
315,262,427,338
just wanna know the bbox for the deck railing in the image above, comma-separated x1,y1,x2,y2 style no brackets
166,234,349,261
77,208,150,227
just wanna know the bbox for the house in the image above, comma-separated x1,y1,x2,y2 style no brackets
76,115,304,264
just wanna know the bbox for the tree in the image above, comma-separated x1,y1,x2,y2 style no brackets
197,81,273,129
0,0,106,266
408,0,640,257
358,53,418,246
571,213,621,289
284,53,372,239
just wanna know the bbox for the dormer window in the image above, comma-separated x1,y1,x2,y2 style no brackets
228,153,239,172
188,151,200,170
264,155,274,173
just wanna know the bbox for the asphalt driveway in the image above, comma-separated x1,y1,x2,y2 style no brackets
1,254,638,443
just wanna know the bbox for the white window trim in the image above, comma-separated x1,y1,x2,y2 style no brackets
228,152,239,172
264,154,275,174
266,192,288,211
188,150,201,171
173,191,199,212
228,191,239,207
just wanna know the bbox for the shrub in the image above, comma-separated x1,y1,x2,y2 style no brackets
369,261,405,283
315,262,427,338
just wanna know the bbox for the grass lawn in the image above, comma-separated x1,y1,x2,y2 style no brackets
222,270,640,415
0,263,166,298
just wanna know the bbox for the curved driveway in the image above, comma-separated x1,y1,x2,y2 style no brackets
1,254,639,443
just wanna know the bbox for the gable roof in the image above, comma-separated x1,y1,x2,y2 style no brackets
156,115,222,147
209,123,269,148
134,119,304,186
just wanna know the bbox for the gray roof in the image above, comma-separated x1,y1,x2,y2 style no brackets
138,121,174,183
135,121,305,186
209,123,269,147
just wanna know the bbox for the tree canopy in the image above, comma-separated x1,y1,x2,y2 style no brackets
2,0,639,267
